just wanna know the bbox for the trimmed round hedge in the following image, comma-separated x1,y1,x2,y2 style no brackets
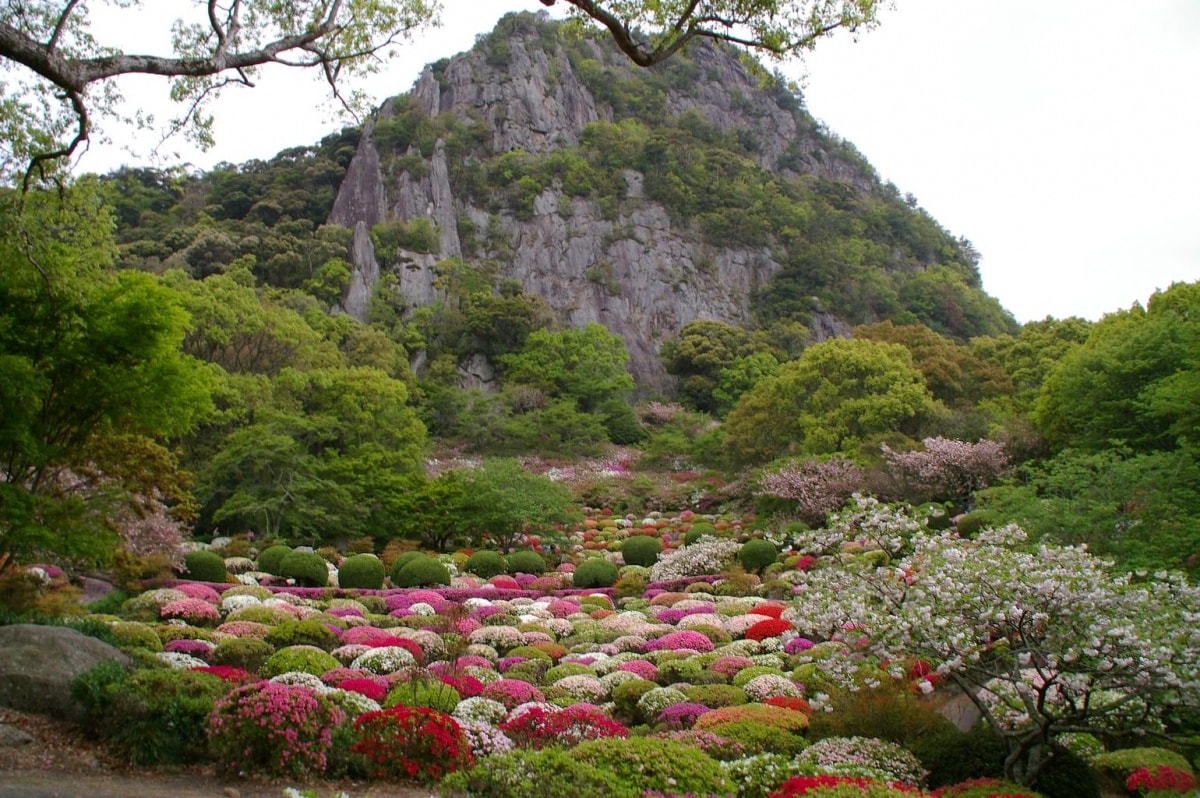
256,544,292,575
505,550,546,575
278,550,329,587
737,538,779,573
684,523,719,546
261,645,340,678
465,550,508,579
573,557,618,588
391,555,451,588
337,553,385,589
183,549,227,583
621,535,663,567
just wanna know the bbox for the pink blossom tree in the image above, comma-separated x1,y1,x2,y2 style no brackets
755,456,864,526
880,437,1009,510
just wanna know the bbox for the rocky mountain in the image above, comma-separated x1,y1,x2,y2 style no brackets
327,11,1012,392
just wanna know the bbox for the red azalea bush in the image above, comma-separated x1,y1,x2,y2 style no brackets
745,617,794,641
188,665,259,685
207,683,345,777
771,774,925,797
1127,765,1198,794
337,677,388,702
766,695,814,716
748,604,786,619
499,703,629,749
350,706,472,784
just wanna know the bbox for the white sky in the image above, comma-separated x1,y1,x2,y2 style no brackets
79,0,1200,324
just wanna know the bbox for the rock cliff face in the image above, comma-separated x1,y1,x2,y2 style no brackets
328,12,868,391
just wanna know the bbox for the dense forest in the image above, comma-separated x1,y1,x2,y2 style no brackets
1,12,1198,582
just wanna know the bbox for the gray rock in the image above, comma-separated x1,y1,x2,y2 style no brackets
0,624,130,722
0,723,34,746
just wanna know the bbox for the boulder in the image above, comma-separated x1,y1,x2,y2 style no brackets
0,624,130,722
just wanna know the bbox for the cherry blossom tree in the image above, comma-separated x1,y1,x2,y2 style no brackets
755,456,864,527
790,521,1200,785
880,436,1009,510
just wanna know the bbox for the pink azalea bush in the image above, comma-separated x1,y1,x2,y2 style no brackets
207,682,345,777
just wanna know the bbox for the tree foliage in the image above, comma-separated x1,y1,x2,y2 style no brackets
791,517,1200,786
722,338,935,464
0,184,212,569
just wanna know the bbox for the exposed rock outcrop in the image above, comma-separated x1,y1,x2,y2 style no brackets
329,13,877,391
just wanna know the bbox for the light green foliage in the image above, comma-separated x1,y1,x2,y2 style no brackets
621,535,664,567
450,459,575,552
0,185,212,571
573,736,734,796
261,645,341,678
573,557,619,588
724,338,935,465
500,324,636,427
1036,281,1200,453
505,550,547,575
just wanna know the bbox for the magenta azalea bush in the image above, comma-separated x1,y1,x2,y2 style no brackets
206,682,345,777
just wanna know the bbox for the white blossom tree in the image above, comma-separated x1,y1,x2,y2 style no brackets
755,456,864,527
790,521,1200,785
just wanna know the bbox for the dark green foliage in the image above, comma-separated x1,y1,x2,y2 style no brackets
612,678,657,720
737,538,778,573
265,619,340,651
621,534,663,567
278,550,329,587
504,550,546,575
391,554,451,587
183,549,227,583
211,637,274,673
685,523,719,545
909,724,1006,788
85,589,130,616
1031,749,1100,798
572,557,618,588
256,544,293,575
465,550,508,578
73,664,230,765
337,553,385,589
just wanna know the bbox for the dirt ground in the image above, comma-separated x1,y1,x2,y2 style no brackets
0,707,437,798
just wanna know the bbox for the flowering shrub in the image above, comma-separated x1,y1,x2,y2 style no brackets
349,645,418,674
880,437,1008,506
656,701,711,730
499,703,629,748
743,674,804,703
645,629,716,653
457,717,515,758
207,682,345,777
655,729,747,761
350,706,471,784
755,456,864,526
188,665,259,686
1126,766,1198,795
745,617,793,641
770,774,924,797
480,678,545,710
651,537,742,582
722,753,813,798
160,598,222,625
795,736,927,786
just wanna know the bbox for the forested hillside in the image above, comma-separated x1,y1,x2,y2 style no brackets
1,12,1197,580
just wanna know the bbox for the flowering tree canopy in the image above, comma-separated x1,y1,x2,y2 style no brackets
880,437,1009,509
791,519,1200,785
756,456,864,527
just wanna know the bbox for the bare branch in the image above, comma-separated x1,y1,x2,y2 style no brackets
46,0,82,52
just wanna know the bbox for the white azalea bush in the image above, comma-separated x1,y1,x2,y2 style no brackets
651,537,742,581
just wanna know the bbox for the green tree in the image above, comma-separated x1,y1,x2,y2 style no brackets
501,323,635,412
661,319,751,413
1036,282,1200,453
0,185,212,570
450,459,575,552
722,338,935,464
